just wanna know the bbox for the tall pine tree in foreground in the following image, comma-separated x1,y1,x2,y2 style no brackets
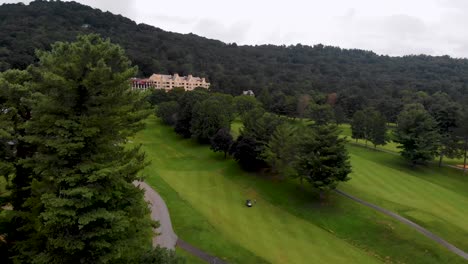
9,35,177,263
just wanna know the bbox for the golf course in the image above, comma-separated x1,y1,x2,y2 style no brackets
134,116,468,263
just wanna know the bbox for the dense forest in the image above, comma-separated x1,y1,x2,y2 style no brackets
1,0,468,121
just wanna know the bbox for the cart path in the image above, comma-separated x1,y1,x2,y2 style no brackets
134,181,227,263
134,180,468,261
134,181,178,249
335,189,468,261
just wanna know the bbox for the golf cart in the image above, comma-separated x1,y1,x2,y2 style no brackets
245,199,253,207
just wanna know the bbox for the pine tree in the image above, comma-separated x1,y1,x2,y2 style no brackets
295,124,351,200
262,124,298,180
394,104,441,166
12,35,160,264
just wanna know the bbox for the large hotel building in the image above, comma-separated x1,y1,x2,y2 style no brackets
131,73,210,91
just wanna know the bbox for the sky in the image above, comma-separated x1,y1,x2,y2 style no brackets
3,0,468,58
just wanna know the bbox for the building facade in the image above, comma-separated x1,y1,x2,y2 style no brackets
131,73,210,91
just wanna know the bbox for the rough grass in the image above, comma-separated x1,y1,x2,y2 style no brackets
133,117,466,263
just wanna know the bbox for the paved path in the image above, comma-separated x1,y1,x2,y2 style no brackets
177,239,227,264
134,181,178,249
335,189,468,261
134,181,227,263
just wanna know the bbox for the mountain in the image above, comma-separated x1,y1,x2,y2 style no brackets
1,0,468,112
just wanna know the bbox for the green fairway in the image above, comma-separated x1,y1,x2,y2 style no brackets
343,145,468,252
231,118,243,139
134,117,466,263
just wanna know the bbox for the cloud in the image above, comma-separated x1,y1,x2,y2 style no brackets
193,19,252,43
71,0,136,17
150,14,195,25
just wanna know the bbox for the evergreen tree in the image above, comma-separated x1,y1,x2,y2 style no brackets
309,103,335,125
11,35,165,264
394,104,441,166
262,124,298,179
426,92,463,166
0,69,34,207
0,69,38,263
295,124,351,200
210,128,233,158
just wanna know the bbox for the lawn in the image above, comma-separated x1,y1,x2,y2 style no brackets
342,145,468,253
133,117,465,263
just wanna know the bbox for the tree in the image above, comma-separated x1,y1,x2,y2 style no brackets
9,35,172,263
453,109,468,174
394,104,441,166
191,97,231,143
262,124,298,179
210,128,233,158
351,108,385,147
233,95,262,117
0,69,37,262
295,124,351,200
309,103,335,125
0,69,34,209
426,92,463,166
351,110,366,143
333,105,347,124
174,90,209,138
156,101,179,126
369,111,388,148
210,93,235,123
229,136,263,171
241,107,284,144
147,89,170,106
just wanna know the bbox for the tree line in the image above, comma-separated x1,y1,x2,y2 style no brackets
350,92,468,168
152,89,352,200
0,35,181,263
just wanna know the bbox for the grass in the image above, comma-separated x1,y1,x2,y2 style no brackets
133,116,466,263
342,145,468,253
231,118,243,139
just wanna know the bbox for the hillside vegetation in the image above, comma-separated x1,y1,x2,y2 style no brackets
1,0,468,106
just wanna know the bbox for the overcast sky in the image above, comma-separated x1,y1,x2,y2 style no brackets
3,0,468,58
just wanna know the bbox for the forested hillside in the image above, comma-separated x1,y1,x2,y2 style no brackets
1,0,468,118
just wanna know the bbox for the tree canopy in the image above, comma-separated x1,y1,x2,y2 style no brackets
394,104,441,165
